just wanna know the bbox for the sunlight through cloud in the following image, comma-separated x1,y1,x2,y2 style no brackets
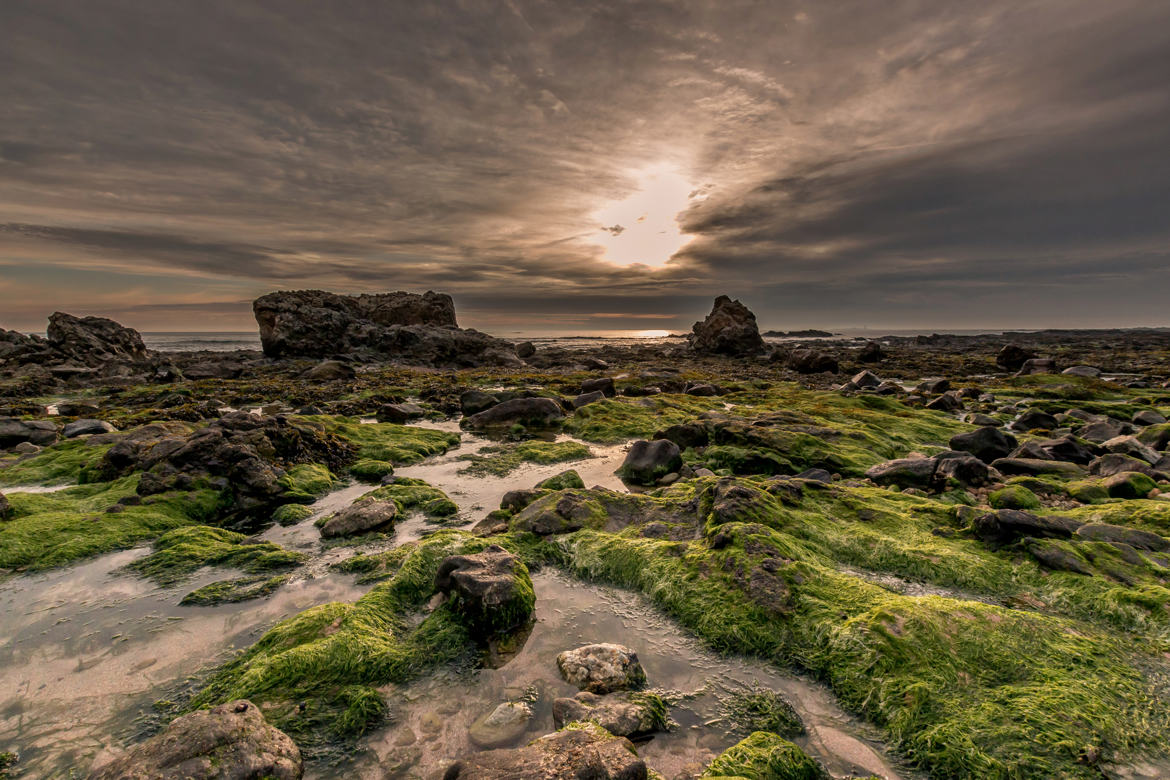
591,164,698,268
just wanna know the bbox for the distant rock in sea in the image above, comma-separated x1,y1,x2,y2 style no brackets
761,328,834,338
252,289,521,367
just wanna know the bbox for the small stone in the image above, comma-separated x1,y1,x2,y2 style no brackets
557,643,647,694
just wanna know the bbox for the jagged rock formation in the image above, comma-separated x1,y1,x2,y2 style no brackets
688,295,765,356
252,289,520,367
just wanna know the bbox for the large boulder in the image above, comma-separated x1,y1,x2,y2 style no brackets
864,457,938,490
552,692,665,738
616,439,682,485
971,509,1080,545
786,349,839,374
435,544,535,635
318,498,397,538
0,417,59,449
87,699,302,780
996,343,1035,371
442,723,647,780
461,397,564,430
46,311,148,366
252,289,519,367
687,295,765,356
64,418,117,438
949,426,1018,463
557,643,647,694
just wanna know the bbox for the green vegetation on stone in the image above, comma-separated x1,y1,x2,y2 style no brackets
277,463,336,503
701,732,828,780
360,477,458,519
0,478,222,571
180,574,290,605
272,503,314,526
301,416,459,465
0,439,112,487
348,459,395,482
989,484,1042,510
719,684,804,738
565,395,726,443
127,526,306,585
457,440,593,477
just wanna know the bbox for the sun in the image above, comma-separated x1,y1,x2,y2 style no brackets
591,164,698,267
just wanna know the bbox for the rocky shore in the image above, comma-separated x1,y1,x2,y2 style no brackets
2,291,1170,779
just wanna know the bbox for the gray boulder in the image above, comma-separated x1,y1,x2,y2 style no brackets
786,348,839,374
972,509,1080,545
64,419,117,438
0,417,59,448
318,498,397,538
573,391,605,409
581,377,617,397
460,389,500,416
864,457,938,490
87,699,302,780
557,643,647,694
301,360,356,381
617,440,682,486
996,343,1035,371
461,398,564,429
47,311,148,366
468,700,534,749
1062,365,1102,378
1076,523,1170,552
950,426,1018,463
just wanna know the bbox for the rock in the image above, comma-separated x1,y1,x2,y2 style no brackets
850,370,881,389
557,643,647,694
461,398,564,429
573,391,605,409
617,440,682,486
468,701,533,749
460,390,500,416
0,491,10,521
653,422,709,450
685,382,721,396
435,544,534,635
687,295,765,356
552,691,664,737
301,360,356,381
933,451,999,487
858,340,884,363
1101,471,1157,499
57,402,101,416
11,441,40,454
1076,523,1170,551
63,418,117,438
87,699,301,780
1062,365,1102,378
537,470,586,491
1033,435,1097,465
376,402,427,423
996,343,1035,371
786,349,838,374
989,485,1042,510
964,413,1003,426
1102,435,1161,464
1077,418,1131,443
1010,409,1059,432
1088,453,1157,478
515,341,536,359
925,391,963,412
253,289,519,367
703,733,829,780
864,457,938,490
916,377,950,394
581,377,617,397
1016,358,1057,376
0,417,59,449
1134,410,1168,427
972,509,1079,545
318,498,397,538
989,458,1085,477
441,722,647,780
1026,539,1092,575
46,311,148,366
950,426,1018,463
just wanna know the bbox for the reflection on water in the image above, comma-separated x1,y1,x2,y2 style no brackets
339,570,909,780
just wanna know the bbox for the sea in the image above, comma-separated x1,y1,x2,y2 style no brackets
134,328,1023,353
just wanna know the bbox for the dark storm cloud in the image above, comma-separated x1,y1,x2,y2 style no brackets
1,0,1168,331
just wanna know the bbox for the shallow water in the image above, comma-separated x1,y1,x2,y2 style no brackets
338,569,909,780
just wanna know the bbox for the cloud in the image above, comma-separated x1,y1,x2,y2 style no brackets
0,0,1167,331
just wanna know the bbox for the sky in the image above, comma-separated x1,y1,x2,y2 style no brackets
2,0,1169,335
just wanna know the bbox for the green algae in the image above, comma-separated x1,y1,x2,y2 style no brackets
565,394,726,443
277,463,337,503
188,532,515,743
272,503,314,526
989,484,1042,510
180,574,290,605
359,477,458,518
701,732,829,780
127,525,306,585
456,440,593,477
0,478,223,571
0,439,112,487
300,415,459,465
719,684,804,738
348,459,395,482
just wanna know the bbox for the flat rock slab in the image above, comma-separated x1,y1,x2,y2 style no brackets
319,498,397,538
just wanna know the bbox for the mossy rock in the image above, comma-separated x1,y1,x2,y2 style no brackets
272,503,314,526
1102,471,1157,499
277,463,336,503
537,469,586,491
349,459,395,482
1066,480,1110,504
457,440,593,477
127,526,306,586
180,575,290,605
989,485,1042,510
701,732,828,779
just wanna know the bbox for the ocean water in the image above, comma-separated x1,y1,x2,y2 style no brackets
140,332,262,352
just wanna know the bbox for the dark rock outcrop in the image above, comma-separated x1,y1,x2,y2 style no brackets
87,699,302,780
461,398,564,430
786,349,839,374
949,427,1018,463
47,312,148,366
252,289,519,367
616,439,682,485
687,296,765,356
0,417,59,449
435,544,535,635
971,509,1080,545
996,343,1035,371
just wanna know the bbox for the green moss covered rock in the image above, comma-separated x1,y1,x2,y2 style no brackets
701,732,828,780
989,484,1042,510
